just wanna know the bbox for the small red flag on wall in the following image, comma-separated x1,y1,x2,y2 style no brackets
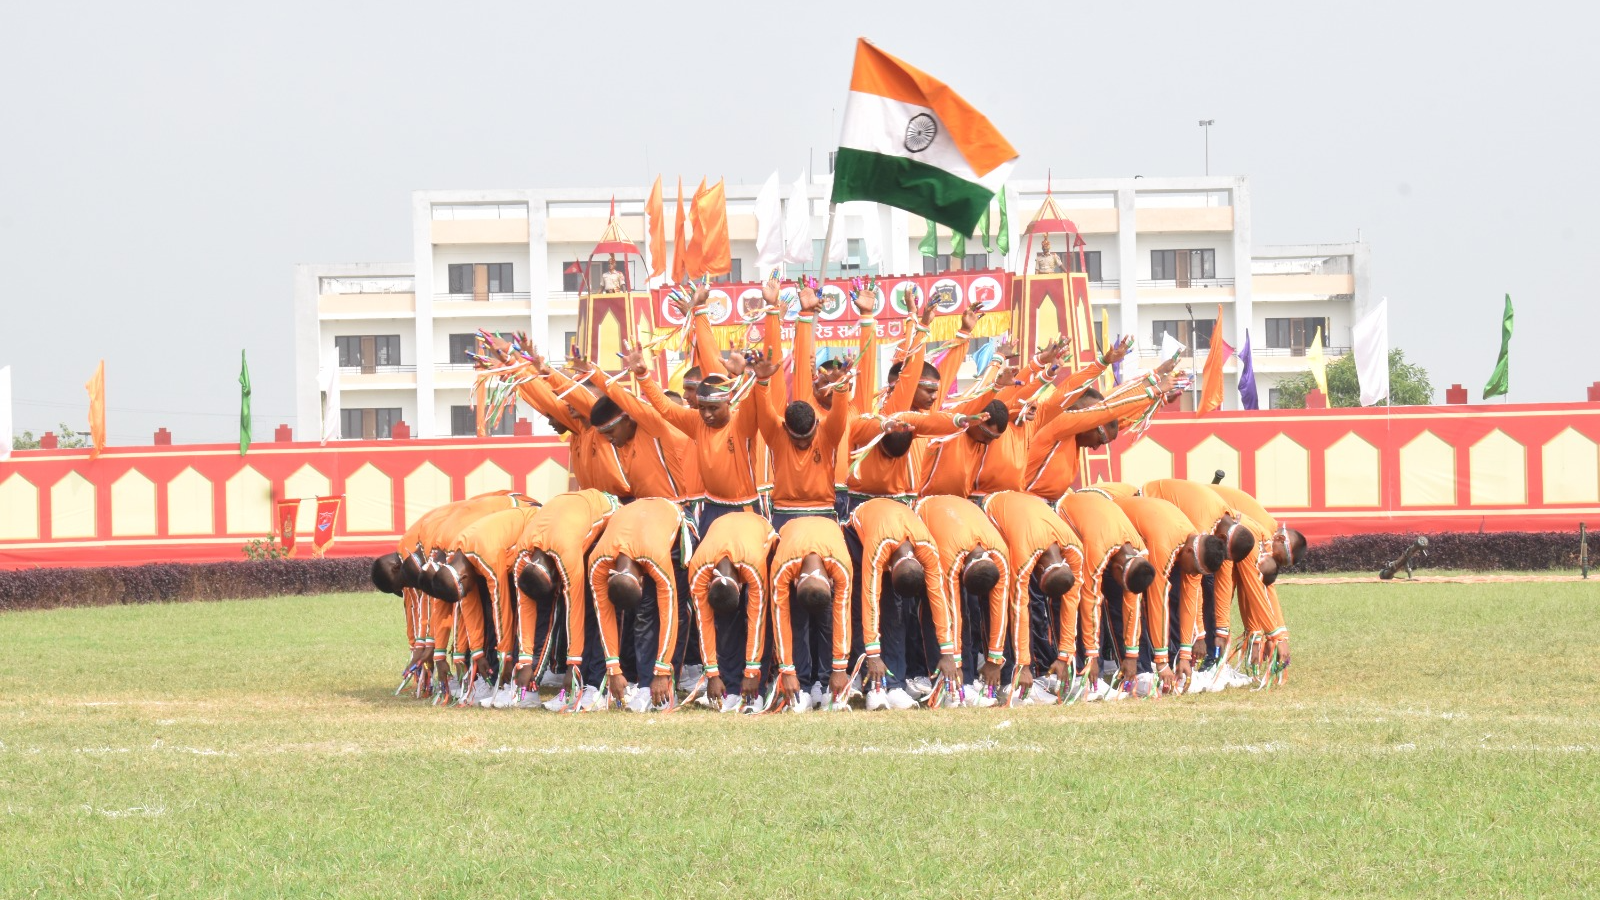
312,495,343,558
276,498,302,554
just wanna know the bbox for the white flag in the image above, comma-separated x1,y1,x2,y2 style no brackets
781,171,813,264
318,362,341,444
827,206,850,265
0,365,11,461
1159,331,1186,362
856,201,884,267
753,171,784,273
1352,298,1390,406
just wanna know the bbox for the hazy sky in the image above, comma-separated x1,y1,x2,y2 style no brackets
3,1,1596,443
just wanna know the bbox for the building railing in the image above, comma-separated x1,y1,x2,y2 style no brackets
1088,279,1120,290
339,364,417,375
1135,278,1236,289
433,292,532,303
1133,345,1351,359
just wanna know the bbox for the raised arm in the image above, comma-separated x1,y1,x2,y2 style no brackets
621,339,702,435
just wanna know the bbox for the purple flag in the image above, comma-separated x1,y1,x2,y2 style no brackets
1238,329,1259,410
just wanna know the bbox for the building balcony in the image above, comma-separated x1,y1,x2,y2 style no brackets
317,292,416,319
1136,278,1236,300
431,217,528,244
1088,279,1121,302
432,292,532,317
1252,272,1356,300
338,365,417,388
1135,207,1233,232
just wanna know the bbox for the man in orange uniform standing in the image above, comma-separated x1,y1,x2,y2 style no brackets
769,516,854,711
916,495,1011,706
513,488,621,712
588,497,695,711
1055,491,1158,698
686,511,777,711
843,498,959,710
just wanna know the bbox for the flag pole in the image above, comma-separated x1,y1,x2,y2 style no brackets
817,202,838,280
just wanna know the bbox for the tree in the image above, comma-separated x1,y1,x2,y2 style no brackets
1273,348,1434,409
11,423,91,450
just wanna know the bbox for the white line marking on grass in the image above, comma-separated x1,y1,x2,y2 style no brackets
82,805,165,818
993,720,1013,730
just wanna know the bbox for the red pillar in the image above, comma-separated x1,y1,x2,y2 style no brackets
513,417,533,437
1587,382,1600,402
1305,389,1327,409
391,421,411,440
153,428,173,445
39,432,58,449
1445,384,1468,404
274,424,294,442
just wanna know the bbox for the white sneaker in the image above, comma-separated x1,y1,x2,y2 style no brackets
444,677,463,701
576,685,604,711
741,696,766,715
865,687,890,711
678,664,704,692
542,691,568,712
489,683,519,709
1134,673,1158,698
1036,674,1060,695
514,687,541,709
1026,682,1058,705
790,690,813,713
624,685,651,713
720,695,743,713
965,681,997,708
468,678,496,705
538,669,566,690
885,688,919,710
1228,665,1253,689
809,681,825,709
1084,679,1111,702
1185,668,1214,695
905,676,934,700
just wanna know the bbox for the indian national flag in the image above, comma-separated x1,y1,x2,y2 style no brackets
831,38,1018,236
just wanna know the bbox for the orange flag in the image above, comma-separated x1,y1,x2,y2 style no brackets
646,176,665,281
684,177,707,278
1199,304,1234,414
671,177,688,283
85,359,106,458
694,178,732,277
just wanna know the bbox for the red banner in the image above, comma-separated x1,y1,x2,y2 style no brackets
651,269,1014,345
312,495,342,558
275,498,301,555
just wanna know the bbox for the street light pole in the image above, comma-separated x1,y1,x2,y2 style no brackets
1186,302,1201,410
1198,119,1214,175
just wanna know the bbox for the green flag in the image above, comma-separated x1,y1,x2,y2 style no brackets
977,204,992,252
1482,293,1513,399
917,218,937,258
950,228,965,261
995,186,1010,255
239,349,252,455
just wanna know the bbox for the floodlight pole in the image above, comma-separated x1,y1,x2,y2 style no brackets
1199,120,1214,175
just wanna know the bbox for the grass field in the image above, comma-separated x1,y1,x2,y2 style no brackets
3,581,1598,898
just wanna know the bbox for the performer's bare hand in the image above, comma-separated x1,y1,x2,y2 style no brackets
1154,356,1178,376
762,275,782,309
1118,657,1138,688
881,417,915,436
706,674,726,703
937,654,961,688
979,659,1002,688
1156,664,1176,694
1105,335,1134,366
798,285,821,315
741,673,762,701
1048,658,1074,687
996,336,1021,361
778,672,801,698
1014,668,1033,700
650,674,673,707
918,291,938,327
864,655,888,691
960,306,983,334
1174,656,1194,686
568,350,595,376
692,282,710,310
619,340,648,377
852,286,876,316
607,672,628,706
750,349,780,381
829,670,850,699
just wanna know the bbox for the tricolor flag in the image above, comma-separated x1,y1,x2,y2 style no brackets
831,39,1017,236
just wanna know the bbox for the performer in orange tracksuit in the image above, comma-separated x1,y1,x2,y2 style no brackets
843,498,958,706
512,489,621,702
450,506,541,707
769,516,853,706
619,340,760,535
1113,494,1227,690
1141,478,1256,666
1209,484,1304,653
754,346,851,529
1055,491,1157,691
570,359,698,503
1023,377,1165,502
916,495,1011,699
982,490,1085,696
686,511,777,708
588,497,694,709
916,400,1013,498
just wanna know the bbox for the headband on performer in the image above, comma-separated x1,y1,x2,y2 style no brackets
593,411,625,432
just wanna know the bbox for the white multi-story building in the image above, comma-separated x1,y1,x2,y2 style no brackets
294,176,1370,438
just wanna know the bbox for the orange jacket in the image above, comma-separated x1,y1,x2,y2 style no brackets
587,498,690,677
636,375,760,505
1055,491,1148,660
1112,495,1199,663
845,412,962,500
1141,479,1239,535
1210,484,1279,533
755,379,851,512
513,489,621,667
847,498,954,659
1212,513,1289,641
1024,386,1157,502
589,376,698,501
454,507,541,658
916,495,1010,666
686,512,777,680
981,490,1085,666
768,516,854,673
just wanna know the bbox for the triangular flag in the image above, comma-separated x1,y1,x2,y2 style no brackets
1198,304,1233,414
1352,299,1390,406
684,177,708,278
671,177,688,283
753,171,783,272
1483,293,1513,399
1237,329,1259,410
693,178,731,277
646,176,666,282
86,359,105,459
782,171,813,265
1307,326,1328,397
239,350,252,455
918,218,937,258
995,186,1010,255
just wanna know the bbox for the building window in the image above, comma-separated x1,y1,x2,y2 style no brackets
1150,249,1216,284
815,238,878,276
335,335,401,368
1150,319,1214,349
448,332,517,364
563,332,577,358
922,253,991,274
451,406,515,437
710,260,745,284
1268,388,1283,409
341,407,402,440
447,263,514,295
1265,317,1330,354
1068,250,1103,283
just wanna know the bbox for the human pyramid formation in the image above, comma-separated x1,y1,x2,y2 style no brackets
371,278,1306,712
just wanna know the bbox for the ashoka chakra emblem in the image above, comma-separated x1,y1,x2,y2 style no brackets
904,113,938,153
